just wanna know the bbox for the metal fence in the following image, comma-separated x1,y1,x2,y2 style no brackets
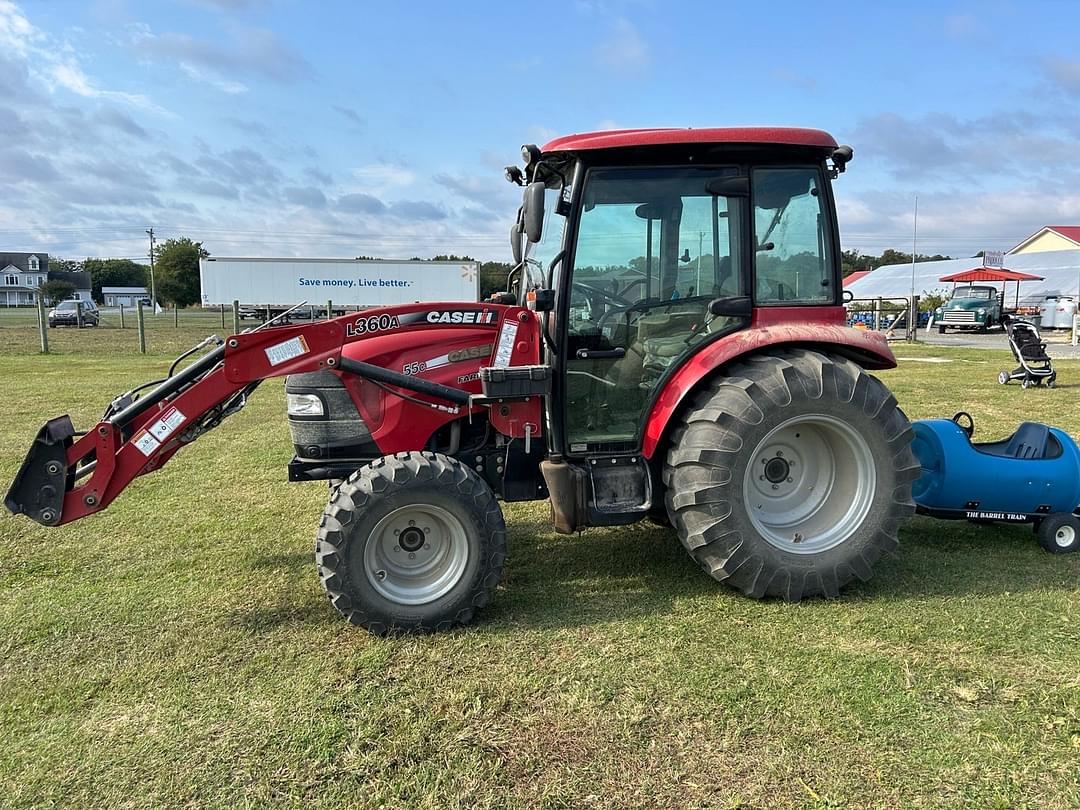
846,296,923,342
5,299,371,354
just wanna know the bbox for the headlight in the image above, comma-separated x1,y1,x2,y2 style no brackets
935,307,942,314
977,308,986,315
287,392,325,417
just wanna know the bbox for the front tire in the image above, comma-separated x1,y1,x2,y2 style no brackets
664,350,919,600
316,451,507,634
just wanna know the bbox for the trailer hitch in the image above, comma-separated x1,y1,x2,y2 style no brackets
4,415,76,525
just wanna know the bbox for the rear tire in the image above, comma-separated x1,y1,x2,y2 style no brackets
1037,513,1080,554
664,350,919,600
316,451,506,634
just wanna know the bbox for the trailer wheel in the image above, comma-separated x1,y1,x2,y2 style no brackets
1036,513,1080,554
663,350,919,601
316,451,506,634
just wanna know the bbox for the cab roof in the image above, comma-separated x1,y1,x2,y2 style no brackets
541,127,838,154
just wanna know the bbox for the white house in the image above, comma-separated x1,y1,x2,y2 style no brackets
0,253,93,306
101,286,150,307
1,252,48,306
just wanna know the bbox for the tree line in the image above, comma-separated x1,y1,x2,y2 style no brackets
48,238,207,307
842,248,954,277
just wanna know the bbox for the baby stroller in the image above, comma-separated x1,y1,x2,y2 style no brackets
998,315,1056,389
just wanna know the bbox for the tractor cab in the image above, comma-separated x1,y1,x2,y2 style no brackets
501,129,864,529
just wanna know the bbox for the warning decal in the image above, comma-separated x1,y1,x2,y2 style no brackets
132,429,161,456
265,335,309,367
493,322,518,368
149,406,186,442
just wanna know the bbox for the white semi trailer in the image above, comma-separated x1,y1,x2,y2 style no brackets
199,257,480,316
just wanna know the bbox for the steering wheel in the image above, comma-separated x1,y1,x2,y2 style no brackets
952,411,975,438
571,281,634,309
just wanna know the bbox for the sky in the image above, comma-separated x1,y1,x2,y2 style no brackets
2,0,1080,264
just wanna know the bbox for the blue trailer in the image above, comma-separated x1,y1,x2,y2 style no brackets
911,414,1080,553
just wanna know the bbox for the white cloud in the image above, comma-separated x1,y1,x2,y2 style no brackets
131,24,314,84
179,62,248,94
350,163,416,193
47,60,170,114
0,2,168,115
595,18,650,73
0,0,39,55
1044,56,1080,97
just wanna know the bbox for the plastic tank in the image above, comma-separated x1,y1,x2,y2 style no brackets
1039,295,1077,329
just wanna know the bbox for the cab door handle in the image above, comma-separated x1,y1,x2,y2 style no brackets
576,348,626,360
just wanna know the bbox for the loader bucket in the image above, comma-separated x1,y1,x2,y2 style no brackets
5,415,75,526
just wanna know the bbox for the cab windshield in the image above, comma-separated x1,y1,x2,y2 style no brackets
55,301,78,311
952,287,994,300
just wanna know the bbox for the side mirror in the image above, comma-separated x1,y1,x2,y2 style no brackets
523,181,545,243
510,221,523,265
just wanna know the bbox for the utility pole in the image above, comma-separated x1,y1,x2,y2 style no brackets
909,197,918,303
146,227,157,311
909,196,919,342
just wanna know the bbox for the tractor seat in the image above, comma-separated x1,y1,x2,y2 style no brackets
976,421,1060,460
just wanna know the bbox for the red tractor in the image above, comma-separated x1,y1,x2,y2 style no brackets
7,128,919,634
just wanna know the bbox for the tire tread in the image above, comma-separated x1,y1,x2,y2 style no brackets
315,451,506,634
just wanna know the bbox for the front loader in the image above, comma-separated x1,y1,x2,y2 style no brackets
7,127,920,634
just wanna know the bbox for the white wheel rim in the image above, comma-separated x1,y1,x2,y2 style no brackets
363,504,470,605
743,414,877,554
1055,524,1076,549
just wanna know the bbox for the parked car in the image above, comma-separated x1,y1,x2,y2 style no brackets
935,285,1001,333
48,300,99,328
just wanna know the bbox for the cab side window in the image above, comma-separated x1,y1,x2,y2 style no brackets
753,168,832,304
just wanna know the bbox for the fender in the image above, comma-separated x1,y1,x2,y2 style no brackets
641,310,897,459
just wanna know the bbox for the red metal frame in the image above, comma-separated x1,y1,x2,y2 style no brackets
541,127,839,153
52,303,540,525
640,308,898,459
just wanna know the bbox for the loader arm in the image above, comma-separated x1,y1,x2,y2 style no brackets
6,306,541,528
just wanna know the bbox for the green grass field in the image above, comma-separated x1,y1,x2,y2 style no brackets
0,332,1077,808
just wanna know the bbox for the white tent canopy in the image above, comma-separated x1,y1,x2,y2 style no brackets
846,248,1080,306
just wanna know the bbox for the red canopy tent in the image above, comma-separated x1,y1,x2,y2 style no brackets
938,266,1044,309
